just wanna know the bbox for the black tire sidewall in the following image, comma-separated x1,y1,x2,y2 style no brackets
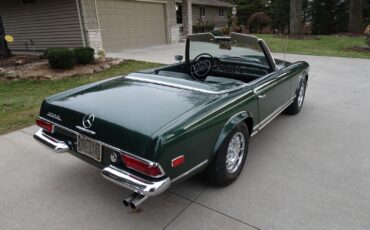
212,122,249,186
285,78,307,114
296,79,307,111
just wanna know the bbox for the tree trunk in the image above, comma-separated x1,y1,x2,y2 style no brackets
0,16,12,58
348,0,363,33
182,0,192,35
290,0,303,35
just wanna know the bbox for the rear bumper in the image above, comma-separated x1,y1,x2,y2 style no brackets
33,128,70,153
33,128,171,197
101,166,171,197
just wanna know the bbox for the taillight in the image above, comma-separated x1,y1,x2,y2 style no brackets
122,154,164,178
36,118,54,133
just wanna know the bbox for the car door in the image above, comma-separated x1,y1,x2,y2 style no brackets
253,70,291,129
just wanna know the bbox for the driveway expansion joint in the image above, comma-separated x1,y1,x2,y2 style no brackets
166,189,261,230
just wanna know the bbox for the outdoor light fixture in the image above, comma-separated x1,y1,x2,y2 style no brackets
232,6,237,16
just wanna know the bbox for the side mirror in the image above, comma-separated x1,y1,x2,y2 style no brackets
174,55,183,63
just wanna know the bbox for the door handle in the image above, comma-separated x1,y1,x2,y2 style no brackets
258,94,266,99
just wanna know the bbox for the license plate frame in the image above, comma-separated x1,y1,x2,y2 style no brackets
77,134,102,162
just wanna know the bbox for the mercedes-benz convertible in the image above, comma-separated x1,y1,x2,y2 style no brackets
34,33,309,209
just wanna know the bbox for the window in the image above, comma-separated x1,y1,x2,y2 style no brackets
219,8,225,17
22,0,36,4
200,7,206,17
176,4,182,24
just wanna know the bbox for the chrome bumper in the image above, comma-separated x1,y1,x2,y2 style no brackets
33,128,69,153
33,128,171,197
101,166,171,197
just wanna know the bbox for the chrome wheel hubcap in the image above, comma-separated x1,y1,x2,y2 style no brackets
297,83,305,107
226,132,245,174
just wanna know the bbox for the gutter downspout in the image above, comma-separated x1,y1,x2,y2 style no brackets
76,0,87,47
94,0,101,30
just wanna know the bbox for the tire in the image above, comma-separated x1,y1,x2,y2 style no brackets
205,122,249,186
285,78,307,115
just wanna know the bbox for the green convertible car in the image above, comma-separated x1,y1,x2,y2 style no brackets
34,33,309,209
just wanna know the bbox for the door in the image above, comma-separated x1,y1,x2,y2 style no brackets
253,70,292,129
97,0,167,51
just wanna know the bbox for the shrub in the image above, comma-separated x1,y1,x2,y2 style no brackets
97,48,106,60
73,47,95,64
246,12,271,34
193,21,215,33
212,29,224,36
46,48,75,69
366,36,370,48
220,26,230,35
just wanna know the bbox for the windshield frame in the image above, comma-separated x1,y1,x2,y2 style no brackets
185,33,277,73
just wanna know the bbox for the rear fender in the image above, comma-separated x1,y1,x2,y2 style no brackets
211,111,253,158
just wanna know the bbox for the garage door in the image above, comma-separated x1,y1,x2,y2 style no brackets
98,0,167,51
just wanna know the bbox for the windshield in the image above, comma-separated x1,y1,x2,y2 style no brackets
188,33,269,68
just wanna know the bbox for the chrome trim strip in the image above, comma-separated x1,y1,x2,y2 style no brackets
250,96,295,138
253,73,288,93
76,125,96,135
258,96,295,130
171,159,209,183
126,75,248,95
101,165,171,197
37,117,164,172
251,130,258,137
33,129,69,153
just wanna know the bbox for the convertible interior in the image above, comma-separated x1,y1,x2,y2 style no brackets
139,33,275,86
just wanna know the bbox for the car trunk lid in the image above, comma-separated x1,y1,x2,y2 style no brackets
40,75,217,158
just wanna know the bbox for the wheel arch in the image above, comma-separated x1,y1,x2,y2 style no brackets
211,111,254,158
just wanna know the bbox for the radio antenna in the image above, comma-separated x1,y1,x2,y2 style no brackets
284,34,288,62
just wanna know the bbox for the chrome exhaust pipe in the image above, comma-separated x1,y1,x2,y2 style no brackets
123,193,140,207
129,194,149,210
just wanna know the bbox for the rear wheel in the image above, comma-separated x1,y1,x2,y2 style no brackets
285,78,307,115
206,122,249,186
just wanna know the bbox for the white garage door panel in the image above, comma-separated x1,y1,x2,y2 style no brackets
98,0,167,51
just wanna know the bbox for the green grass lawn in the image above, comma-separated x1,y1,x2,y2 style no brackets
0,60,161,135
256,35,370,59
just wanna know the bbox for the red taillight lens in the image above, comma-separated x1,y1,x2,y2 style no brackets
122,154,163,178
36,118,54,133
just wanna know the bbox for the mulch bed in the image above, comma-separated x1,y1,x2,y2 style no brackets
344,46,370,53
0,55,43,68
0,54,123,81
336,33,369,38
273,34,321,40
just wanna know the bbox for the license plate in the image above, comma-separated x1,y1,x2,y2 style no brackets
77,135,102,162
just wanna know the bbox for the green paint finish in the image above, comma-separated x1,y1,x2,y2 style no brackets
36,35,309,182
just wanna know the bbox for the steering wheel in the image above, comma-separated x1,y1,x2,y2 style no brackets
190,53,215,81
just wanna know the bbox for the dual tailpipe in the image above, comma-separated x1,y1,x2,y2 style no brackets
123,193,149,209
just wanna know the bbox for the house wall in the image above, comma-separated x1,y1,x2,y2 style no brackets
192,5,228,27
79,0,103,51
167,0,181,43
0,0,84,51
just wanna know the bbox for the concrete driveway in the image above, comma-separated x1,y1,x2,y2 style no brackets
1,45,370,230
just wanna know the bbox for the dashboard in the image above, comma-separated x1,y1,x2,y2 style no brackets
214,62,269,77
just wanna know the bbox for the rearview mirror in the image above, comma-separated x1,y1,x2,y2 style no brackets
174,55,183,63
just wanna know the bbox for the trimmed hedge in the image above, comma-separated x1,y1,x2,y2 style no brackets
73,47,95,64
212,29,224,36
46,48,75,69
193,22,215,33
